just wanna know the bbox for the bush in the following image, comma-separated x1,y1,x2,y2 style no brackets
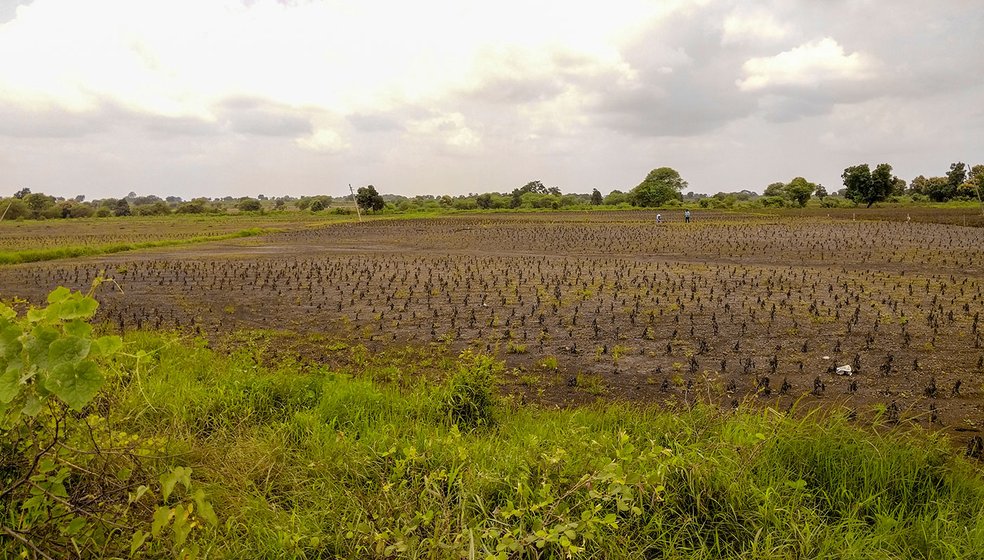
237,198,263,212
439,351,501,429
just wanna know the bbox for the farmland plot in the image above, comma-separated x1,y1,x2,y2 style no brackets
2,211,983,444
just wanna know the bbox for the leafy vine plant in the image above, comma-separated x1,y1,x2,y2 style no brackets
0,279,215,559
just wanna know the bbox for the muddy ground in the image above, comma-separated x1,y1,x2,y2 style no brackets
2,211,983,449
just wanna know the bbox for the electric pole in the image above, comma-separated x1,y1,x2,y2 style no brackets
349,184,363,222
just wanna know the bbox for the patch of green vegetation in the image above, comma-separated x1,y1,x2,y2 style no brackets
91,332,984,559
5,288,984,558
0,227,278,265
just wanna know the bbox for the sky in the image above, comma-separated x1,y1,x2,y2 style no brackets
1,0,981,200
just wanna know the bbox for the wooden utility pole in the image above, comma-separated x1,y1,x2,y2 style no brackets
349,184,363,222
0,201,11,222
976,182,984,216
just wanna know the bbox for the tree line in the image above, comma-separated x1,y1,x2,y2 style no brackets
3,161,982,221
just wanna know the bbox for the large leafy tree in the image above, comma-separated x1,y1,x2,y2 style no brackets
783,177,816,207
23,192,56,218
631,167,686,207
763,182,785,197
356,185,385,212
947,162,968,197
870,163,897,204
924,176,956,202
843,163,896,207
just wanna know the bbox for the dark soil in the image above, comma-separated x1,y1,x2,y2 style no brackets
3,211,983,448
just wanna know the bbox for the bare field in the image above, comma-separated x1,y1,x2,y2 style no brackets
2,210,983,444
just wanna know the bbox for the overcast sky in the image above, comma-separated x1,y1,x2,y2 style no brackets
1,0,981,200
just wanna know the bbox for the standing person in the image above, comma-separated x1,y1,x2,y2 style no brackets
684,209,691,223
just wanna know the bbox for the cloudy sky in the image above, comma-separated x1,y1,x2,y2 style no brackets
1,0,981,200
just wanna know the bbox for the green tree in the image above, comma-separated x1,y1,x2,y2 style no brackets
476,193,494,209
970,164,984,189
947,162,967,194
630,167,686,207
590,189,603,205
815,184,828,200
0,197,30,219
13,187,30,199
23,192,56,218
924,176,956,202
113,198,131,217
842,164,871,206
509,190,522,208
843,163,895,207
783,177,816,207
603,190,630,205
518,180,547,194
870,164,898,205
763,182,785,197
356,185,385,212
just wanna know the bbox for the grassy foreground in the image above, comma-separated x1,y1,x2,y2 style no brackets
73,332,983,559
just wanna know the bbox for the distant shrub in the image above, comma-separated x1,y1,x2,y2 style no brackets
175,201,207,214
237,198,262,212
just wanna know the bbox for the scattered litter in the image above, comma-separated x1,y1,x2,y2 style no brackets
835,365,853,376
822,356,830,360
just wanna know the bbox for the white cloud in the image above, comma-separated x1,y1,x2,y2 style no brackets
295,128,349,154
737,38,872,91
406,112,481,151
721,9,791,45
0,0,676,121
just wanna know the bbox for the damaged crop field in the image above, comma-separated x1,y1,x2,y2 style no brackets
3,210,984,558
2,210,983,443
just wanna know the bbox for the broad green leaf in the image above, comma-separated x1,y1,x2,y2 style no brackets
64,320,93,339
44,360,103,411
64,515,87,536
0,364,22,404
22,393,42,416
161,466,193,501
151,506,172,537
0,302,15,321
26,307,45,323
193,489,218,526
46,286,72,304
47,336,91,368
0,325,22,362
130,529,148,556
25,326,58,370
92,335,123,357
57,297,99,321
173,504,192,548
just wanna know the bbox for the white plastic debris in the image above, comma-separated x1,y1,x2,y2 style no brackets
822,356,830,360
835,365,853,376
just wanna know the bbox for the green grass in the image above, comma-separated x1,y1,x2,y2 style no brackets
0,227,277,265
96,331,984,559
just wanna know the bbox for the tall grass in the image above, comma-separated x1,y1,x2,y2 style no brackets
102,332,984,559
